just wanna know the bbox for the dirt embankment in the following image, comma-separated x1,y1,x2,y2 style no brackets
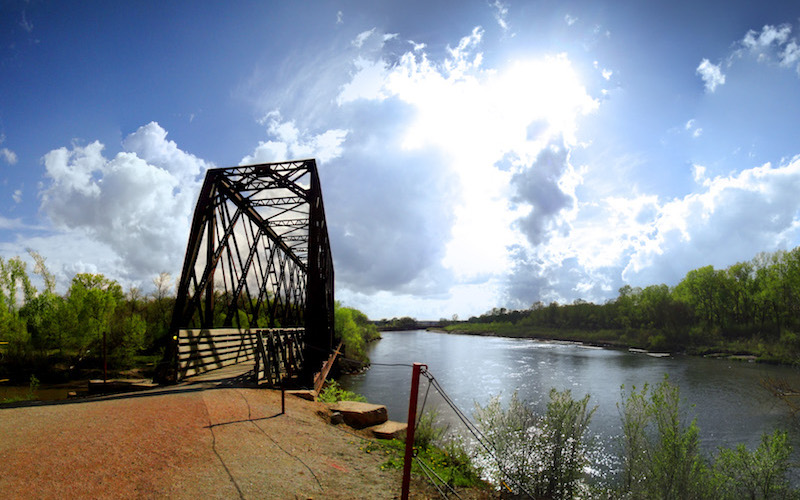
0,383,484,499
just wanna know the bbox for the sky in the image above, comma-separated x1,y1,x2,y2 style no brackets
2,1,800,320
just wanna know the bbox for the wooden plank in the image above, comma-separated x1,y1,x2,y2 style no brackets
178,353,256,375
178,351,255,366
177,339,256,354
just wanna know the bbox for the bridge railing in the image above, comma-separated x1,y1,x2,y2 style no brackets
177,327,304,382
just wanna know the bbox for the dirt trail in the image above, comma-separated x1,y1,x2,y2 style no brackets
0,382,454,499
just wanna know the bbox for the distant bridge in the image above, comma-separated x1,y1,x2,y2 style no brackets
159,160,334,386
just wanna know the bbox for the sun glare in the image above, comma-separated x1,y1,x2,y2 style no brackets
387,53,598,280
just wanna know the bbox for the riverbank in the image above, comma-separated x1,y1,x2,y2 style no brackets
433,325,795,365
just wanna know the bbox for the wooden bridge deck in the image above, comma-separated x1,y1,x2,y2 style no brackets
182,359,256,385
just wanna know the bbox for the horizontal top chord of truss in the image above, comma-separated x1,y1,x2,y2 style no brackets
165,159,334,384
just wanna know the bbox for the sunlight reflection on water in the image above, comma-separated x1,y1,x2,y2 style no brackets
340,330,800,464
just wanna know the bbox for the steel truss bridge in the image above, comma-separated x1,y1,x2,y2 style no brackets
159,159,334,385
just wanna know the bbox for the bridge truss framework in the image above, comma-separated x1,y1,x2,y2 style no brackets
163,159,334,384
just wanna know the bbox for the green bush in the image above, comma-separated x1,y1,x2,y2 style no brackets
712,429,792,499
414,409,446,449
617,376,709,499
474,389,596,499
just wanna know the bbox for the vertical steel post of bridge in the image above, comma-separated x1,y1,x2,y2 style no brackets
157,159,334,385
301,163,335,384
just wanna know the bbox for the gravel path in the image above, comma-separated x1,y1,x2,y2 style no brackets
0,382,446,499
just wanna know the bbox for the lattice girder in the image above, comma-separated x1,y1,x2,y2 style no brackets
162,160,334,384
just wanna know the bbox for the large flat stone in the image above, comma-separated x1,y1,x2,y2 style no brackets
286,389,317,401
328,401,388,428
369,420,407,440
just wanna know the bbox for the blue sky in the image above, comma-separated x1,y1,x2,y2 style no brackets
2,1,800,320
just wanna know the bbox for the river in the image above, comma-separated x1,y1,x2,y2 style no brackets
340,330,800,465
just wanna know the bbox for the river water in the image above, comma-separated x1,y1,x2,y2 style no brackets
340,330,800,461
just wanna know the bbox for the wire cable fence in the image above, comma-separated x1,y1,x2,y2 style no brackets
307,344,536,497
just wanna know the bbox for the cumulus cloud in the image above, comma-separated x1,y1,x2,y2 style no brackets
1,147,17,165
742,24,792,52
39,122,211,282
245,25,603,314
512,141,575,246
12,189,21,203
242,112,348,165
502,155,800,308
696,58,726,92
624,156,800,283
725,23,800,75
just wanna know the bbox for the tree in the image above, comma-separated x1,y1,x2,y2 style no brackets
0,257,33,367
63,273,123,358
28,249,55,294
147,272,175,350
334,302,378,365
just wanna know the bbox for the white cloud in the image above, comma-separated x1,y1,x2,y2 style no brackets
506,155,800,306
742,24,792,51
38,122,211,283
624,157,800,284
352,29,376,48
685,119,703,138
696,58,726,92
336,33,597,287
0,215,24,230
727,23,800,75
692,164,707,184
409,40,426,52
242,112,348,165
286,25,598,309
492,1,510,32
565,14,578,26
782,41,800,67
1,147,17,165
336,11,343,25
337,57,389,104
12,189,21,203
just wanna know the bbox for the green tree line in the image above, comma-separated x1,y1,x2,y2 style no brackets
451,247,800,363
0,252,176,383
0,250,380,383
334,301,380,371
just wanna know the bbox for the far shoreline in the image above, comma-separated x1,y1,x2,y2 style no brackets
425,326,776,365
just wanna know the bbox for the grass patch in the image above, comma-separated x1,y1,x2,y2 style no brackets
360,410,485,489
366,437,485,489
0,374,39,404
317,380,367,403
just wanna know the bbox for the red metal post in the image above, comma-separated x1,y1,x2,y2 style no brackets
401,362,425,500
